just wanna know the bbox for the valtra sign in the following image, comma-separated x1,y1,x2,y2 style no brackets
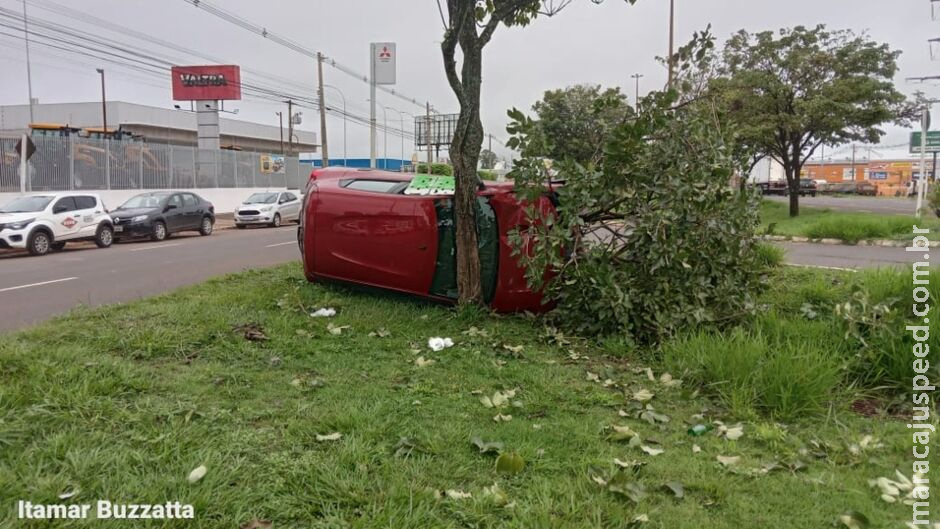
171,65,242,101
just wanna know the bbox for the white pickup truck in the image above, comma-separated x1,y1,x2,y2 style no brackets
0,192,114,256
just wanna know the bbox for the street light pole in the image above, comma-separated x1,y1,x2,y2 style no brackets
667,0,675,89
96,68,107,135
630,73,643,105
324,84,347,166
275,111,284,155
22,0,34,124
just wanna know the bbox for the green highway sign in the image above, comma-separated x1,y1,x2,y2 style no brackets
910,131,940,154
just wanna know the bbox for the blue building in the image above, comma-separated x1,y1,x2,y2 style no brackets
301,158,412,172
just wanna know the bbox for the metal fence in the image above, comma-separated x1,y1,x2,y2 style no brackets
0,135,305,193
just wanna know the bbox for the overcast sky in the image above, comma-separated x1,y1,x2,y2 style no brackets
0,0,935,161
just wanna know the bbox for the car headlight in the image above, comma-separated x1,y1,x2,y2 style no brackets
259,206,273,212
7,218,35,230
131,215,148,222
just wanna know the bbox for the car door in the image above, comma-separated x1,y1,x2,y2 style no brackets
49,196,81,240
280,192,300,220
181,193,200,229
312,181,438,295
164,193,185,231
71,195,100,238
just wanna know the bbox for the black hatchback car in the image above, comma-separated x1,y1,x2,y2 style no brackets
110,191,215,242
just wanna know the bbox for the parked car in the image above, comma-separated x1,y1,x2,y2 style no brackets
0,192,113,256
855,181,878,196
234,191,301,228
754,180,787,195
798,178,818,197
110,191,214,242
297,168,556,313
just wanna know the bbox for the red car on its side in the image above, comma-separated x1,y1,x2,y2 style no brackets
297,168,555,313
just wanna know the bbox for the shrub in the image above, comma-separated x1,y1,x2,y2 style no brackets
508,35,763,344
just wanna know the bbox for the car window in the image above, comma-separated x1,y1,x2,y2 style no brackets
0,195,54,213
74,196,97,210
167,194,183,208
182,194,197,207
285,192,297,201
52,197,77,213
343,179,406,193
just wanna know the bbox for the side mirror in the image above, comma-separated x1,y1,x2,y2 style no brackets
165,204,178,212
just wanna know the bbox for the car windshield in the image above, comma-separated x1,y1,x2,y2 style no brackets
0,195,54,213
245,193,278,204
119,194,167,209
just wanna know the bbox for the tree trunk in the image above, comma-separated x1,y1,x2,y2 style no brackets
447,17,485,305
785,166,799,217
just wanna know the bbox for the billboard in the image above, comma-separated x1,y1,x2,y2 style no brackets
415,113,459,149
371,43,396,85
172,65,242,101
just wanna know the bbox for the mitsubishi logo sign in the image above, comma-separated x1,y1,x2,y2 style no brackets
379,46,392,60
371,42,396,85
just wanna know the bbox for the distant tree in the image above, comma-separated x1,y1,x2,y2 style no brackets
437,0,635,305
526,85,631,165
479,148,498,169
713,25,908,217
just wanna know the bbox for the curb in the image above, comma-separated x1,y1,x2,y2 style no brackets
759,235,940,248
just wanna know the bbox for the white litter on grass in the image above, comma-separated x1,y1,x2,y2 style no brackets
428,337,454,351
310,308,337,318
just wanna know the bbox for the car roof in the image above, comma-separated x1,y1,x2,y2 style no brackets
19,191,101,198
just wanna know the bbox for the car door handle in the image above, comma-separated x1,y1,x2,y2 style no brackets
418,244,428,251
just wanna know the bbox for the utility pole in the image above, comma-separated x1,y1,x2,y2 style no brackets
425,102,432,174
850,144,857,181
370,43,377,169
96,68,107,135
630,73,643,105
317,53,329,168
916,102,930,217
667,0,675,89
287,100,293,157
276,112,284,155
324,85,347,166
22,0,34,124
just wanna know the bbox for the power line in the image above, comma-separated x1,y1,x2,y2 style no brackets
180,0,437,112
0,8,416,140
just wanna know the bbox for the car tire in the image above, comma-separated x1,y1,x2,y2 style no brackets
271,213,281,228
95,225,114,248
51,242,66,252
27,230,52,256
199,216,213,236
151,221,167,242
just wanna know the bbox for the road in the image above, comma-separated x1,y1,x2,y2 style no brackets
0,225,300,332
764,195,918,215
0,223,926,332
776,241,923,270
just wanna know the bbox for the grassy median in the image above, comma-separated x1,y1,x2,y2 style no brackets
760,200,940,242
0,264,930,528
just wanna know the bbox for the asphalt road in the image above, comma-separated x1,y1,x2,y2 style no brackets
765,195,918,215
0,225,300,332
776,241,923,270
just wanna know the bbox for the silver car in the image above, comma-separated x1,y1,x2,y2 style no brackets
234,191,301,228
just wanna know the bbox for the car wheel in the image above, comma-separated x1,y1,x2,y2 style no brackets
199,216,213,236
95,225,114,248
271,213,281,228
27,230,52,256
151,221,167,242
51,242,66,251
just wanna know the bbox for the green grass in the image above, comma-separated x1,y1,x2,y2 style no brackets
0,264,931,528
759,201,940,242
